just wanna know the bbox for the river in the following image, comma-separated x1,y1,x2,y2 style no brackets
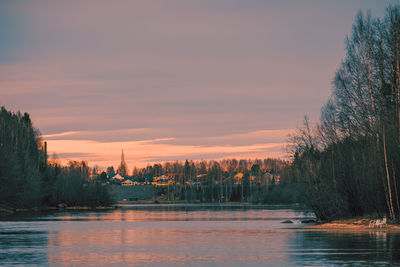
0,204,399,266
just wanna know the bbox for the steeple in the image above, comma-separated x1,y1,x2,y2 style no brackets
117,149,129,177
121,149,125,163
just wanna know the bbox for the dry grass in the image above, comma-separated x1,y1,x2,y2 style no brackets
302,217,400,232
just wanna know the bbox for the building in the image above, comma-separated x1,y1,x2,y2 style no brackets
152,175,175,186
122,179,135,186
117,149,129,177
111,173,124,181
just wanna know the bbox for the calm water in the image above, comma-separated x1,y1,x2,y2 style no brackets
0,204,400,266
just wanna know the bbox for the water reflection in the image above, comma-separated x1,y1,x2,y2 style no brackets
45,206,298,266
1,205,399,266
0,228,48,266
290,230,400,266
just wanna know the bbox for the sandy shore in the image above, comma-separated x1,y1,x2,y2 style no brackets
301,218,400,232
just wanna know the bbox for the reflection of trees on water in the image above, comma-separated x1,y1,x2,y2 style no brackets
291,231,400,265
0,230,48,265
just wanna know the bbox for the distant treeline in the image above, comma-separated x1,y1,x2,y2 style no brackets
0,107,111,209
128,158,287,179
106,158,295,203
288,6,400,221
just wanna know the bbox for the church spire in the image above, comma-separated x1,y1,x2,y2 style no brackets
117,149,129,177
121,149,125,163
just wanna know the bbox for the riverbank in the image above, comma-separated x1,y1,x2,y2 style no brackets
302,217,400,232
0,205,117,216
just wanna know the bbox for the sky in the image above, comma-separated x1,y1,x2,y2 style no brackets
0,0,395,169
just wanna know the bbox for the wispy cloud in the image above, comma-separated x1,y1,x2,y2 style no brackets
41,131,80,139
44,128,290,168
41,128,156,142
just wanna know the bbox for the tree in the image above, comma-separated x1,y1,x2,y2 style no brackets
0,107,112,209
0,107,46,208
106,166,115,176
290,6,400,221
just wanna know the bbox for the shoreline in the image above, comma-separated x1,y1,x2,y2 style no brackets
1,202,302,217
0,205,117,216
116,200,260,205
301,218,400,232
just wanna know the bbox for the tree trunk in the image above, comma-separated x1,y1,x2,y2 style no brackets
383,126,395,220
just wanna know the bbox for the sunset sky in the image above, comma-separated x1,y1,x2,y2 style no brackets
0,1,393,169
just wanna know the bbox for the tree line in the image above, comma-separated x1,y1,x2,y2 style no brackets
105,158,296,203
0,107,111,209
288,6,400,221
128,158,287,179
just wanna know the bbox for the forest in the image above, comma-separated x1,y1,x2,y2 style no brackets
288,6,400,222
0,107,111,209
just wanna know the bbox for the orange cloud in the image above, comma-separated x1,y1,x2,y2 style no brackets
46,132,289,169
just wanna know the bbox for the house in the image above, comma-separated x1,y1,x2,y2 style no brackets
122,179,135,186
234,173,243,180
111,173,124,181
234,173,243,184
152,179,174,186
